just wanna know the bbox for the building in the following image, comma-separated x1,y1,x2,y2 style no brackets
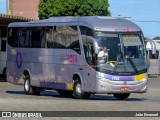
0,14,31,80
6,0,40,20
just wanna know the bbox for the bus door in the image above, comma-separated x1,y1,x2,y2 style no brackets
82,36,96,92
65,26,88,91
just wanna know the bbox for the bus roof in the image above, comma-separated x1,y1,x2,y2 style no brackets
8,16,141,32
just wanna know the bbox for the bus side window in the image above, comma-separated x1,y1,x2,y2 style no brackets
1,29,7,51
53,26,66,48
41,29,46,48
46,27,54,48
80,26,94,36
30,28,42,48
16,28,31,47
18,29,26,47
45,26,66,49
66,26,81,54
1,40,6,51
8,28,18,47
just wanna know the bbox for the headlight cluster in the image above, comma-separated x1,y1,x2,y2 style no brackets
140,78,147,81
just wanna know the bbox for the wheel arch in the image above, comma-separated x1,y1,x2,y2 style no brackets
23,69,32,83
72,72,84,90
73,73,82,82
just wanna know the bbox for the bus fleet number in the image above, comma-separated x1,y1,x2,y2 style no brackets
67,54,78,63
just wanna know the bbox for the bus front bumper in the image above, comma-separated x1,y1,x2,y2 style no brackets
95,78,147,94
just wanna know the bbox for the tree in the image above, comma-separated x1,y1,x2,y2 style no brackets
38,0,110,19
153,36,160,40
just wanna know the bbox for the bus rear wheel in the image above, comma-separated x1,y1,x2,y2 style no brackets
73,79,90,99
24,75,41,95
113,93,130,100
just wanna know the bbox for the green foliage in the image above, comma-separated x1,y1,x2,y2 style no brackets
38,0,110,19
153,36,160,40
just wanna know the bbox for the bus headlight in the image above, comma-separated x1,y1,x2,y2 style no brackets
98,77,110,82
140,78,147,81
96,72,104,78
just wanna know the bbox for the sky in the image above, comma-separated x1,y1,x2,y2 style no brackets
0,0,6,13
109,0,160,38
0,0,160,38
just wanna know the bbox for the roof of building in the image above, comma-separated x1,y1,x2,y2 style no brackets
0,14,33,28
8,16,142,32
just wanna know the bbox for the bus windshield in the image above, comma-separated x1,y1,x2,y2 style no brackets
95,32,146,74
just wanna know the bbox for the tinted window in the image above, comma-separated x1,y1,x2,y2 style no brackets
8,28,18,47
8,27,44,48
54,26,66,48
18,29,30,47
1,29,7,51
66,26,80,54
30,28,42,48
1,40,6,51
1,29,7,37
46,26,66,48
80,26,93,36
46,27,54,48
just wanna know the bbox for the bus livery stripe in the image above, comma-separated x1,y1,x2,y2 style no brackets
104,73,146,81
40,81,66,89
134,74,145,81
67,83,73,90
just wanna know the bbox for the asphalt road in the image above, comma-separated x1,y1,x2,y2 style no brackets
0,77,160,120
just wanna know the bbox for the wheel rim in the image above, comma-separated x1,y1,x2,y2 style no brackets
25,80,29,91
76,83,82,94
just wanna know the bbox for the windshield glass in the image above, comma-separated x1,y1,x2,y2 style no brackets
95,32,146,74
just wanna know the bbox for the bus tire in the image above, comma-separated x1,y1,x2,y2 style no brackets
113,93,130,100
58,90,73,97
24,75,41,95
73,79,90,99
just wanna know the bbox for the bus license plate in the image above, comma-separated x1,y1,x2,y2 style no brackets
120,87,129,91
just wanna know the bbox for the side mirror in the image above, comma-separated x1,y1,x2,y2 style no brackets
86,36,98,54
84,36,99,54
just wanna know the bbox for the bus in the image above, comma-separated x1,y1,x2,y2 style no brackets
0,28,7,79
7,16,155,100
146,40,160,76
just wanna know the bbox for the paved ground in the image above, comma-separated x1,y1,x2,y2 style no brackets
0,77,160,120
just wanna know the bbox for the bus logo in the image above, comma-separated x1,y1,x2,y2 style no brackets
16,50,22,68
67,54,77,63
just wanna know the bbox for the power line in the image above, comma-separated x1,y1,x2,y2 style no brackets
112,14,160,23
131,20,160,23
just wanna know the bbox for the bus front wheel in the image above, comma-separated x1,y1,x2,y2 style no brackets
24,75,41,95
73,79,90,99
113,93,130,100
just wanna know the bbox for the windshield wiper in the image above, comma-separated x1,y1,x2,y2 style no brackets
127,58,138,73
111,54,122,74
